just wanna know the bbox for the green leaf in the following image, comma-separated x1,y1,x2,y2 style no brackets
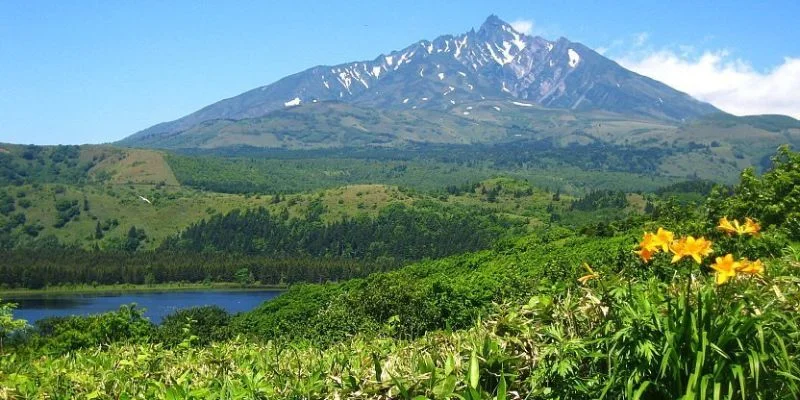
632,381,650,400
434,375,458,398
469,350,480,390
373,353,383,384
496,371,507,400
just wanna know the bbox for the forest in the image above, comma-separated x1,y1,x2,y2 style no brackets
166,140,684,195
160,201,519,260
0,196,526,289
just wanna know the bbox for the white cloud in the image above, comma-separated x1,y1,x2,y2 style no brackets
510,19,533,35
617,50,800,118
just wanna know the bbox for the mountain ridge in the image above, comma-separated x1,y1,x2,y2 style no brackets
121,15,720,147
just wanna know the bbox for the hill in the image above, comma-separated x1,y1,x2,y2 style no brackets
0,144,178,186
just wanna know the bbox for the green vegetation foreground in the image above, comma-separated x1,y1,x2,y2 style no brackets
1,146,799,399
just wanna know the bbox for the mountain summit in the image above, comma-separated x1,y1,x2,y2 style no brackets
122,15,718,146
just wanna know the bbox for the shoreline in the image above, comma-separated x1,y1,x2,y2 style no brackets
0,282,287,297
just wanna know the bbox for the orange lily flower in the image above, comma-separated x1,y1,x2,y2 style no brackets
717,217,738,235
635,247,655,263
577,263,599,285
718,216,761,236
670,236,714,264
710,254,739,285
742,218,761,236
652,228,674,252
737,258,764,275
639,232,660,252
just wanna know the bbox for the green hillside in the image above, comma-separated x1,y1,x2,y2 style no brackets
2,146,799,398
2,142,676,252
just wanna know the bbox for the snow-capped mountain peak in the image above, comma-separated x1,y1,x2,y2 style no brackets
125,15,718,142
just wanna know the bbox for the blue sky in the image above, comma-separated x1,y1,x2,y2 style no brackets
2,1,799,145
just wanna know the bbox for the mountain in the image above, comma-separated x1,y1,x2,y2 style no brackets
121,15,719,148
113,100,684,150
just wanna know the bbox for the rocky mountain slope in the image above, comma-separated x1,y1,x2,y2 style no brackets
121,15,719,147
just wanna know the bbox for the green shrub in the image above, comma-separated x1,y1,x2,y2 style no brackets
28,305,153,354
709,145,800,239
156,306,232,347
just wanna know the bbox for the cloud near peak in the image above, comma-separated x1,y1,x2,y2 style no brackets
617,50,800,119
510,20,534,35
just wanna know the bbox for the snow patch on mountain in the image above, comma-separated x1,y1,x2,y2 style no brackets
568,49,581,68
284,97,301,107
498,41,515,64
337,72,352,91
510,30,526,51
486,43,506,65
454,36,468,58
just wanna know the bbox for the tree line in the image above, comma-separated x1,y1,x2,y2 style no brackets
0,249,394,289
160,201,519,261
0,201,521,289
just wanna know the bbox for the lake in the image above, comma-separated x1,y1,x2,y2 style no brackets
8,290,283,324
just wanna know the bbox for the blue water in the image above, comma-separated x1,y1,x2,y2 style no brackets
8,290,282,324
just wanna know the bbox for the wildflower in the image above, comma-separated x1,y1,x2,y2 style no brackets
717,216,761,236
577,263,599,285
710,254,739,285
634,247,655,263
639,232,660,252
742,218,761,236
670,236,713,264
737,258,764,275
717,217,738,235
652,227,674,252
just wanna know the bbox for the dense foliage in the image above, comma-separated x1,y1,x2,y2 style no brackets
1,147,799,399
1,246,797,399
168,142,678,195
654,179,718,197
709,145,800,239
0,145,98,186
0,250,392,289
569,189,628,211
162,201,518,261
